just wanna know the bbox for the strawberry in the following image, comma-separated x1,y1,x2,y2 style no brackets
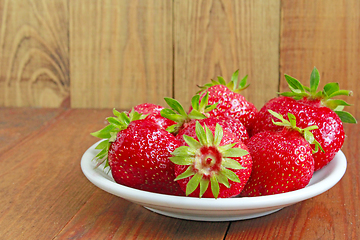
192,70,258,134
252,67,356,171
241,110,320,197
131,103,176,130
91,109,184,196
160,94,249,142
177,116,249,145
170,122,252,198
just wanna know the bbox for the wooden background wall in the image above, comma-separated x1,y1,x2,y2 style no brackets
0,0,358,119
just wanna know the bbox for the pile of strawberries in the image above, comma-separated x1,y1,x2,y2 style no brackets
91,67,356,198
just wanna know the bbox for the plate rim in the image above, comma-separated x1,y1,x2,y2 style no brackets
81,140,347,211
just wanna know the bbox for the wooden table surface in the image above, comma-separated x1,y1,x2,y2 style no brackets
1,108,359,239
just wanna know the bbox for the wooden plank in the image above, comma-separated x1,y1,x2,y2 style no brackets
280,0,360,119
70,0,173,109
55,191,229,239
0,109,114,239
0,107,65,152
226,186,351,238
0,0,70,107
173,0,281,110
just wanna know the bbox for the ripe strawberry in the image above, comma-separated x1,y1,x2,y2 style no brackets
241,110,320,197
177,116,249,145
160,94,249,142
91,109,184,196
191,70,258,134
170,122,252,198
132,103,176,130
252,67,356,171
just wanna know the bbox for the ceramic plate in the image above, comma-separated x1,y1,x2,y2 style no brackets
81,141,347,221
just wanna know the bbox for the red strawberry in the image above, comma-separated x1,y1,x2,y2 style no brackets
191,70,258,134
241,110,319,197
132,103,176,130
91,109,184,196
177,116,249,144
252,67,356,171
170,121,252,198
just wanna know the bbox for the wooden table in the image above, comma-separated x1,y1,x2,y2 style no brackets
1,108,359,239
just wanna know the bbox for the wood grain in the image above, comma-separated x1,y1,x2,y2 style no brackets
173,0,281,110
1,0,359,112
55,191,229,239
69,0,173,109
280,0,360,119
0,107,65,152
0,0,69,107
0,109,112,239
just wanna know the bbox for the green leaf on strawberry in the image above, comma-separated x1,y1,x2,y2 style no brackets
197,70,249,94
268,110,324,153
280,67,357,124
160,93,218,133
170,122,248,198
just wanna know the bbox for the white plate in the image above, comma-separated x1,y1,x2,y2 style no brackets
81,141,347,221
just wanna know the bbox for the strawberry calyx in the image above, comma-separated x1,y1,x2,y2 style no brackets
170,121,249,198
90,109,147,168
160,93,218,133
268,110,324,154
280,67,357,124
197,70,249,94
